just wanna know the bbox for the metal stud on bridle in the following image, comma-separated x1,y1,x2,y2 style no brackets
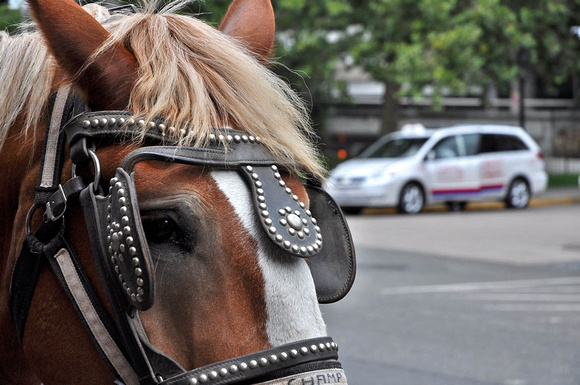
104,168,155,311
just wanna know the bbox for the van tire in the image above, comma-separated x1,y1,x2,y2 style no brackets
505,178,530,209
398,182,425,214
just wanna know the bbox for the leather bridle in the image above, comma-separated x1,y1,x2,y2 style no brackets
9,85,355,385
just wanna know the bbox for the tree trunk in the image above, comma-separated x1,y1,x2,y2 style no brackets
381,80,400,134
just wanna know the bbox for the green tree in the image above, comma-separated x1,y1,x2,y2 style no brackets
273,0,354,141
512,0,580,96
346,0,524,133
452,0,522,103
346,0,580,133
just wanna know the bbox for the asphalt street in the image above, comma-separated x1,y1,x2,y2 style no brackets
321,204,580,385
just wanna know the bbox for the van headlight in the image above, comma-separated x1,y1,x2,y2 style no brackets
367,169,397,186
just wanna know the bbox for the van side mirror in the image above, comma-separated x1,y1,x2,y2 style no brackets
425,151,436,162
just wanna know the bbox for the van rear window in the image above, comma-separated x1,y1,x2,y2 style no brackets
480,134,529,153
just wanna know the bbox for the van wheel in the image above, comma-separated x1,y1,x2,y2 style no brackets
398,183,424,214
505,178,530,209
446,201,467,212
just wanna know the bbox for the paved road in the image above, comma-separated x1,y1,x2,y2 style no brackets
322,205,580,385
347,205,580,265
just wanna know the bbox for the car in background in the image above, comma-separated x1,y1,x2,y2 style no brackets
325,124,548,214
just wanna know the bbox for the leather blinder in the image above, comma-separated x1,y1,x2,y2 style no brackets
304,185,356,304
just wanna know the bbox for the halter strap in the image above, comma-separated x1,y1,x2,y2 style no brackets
11,86,79,336
39,85,71,189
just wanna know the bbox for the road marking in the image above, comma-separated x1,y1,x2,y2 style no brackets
483,304,580,312
504,379,528,385
508,286,580,293
380,276,580,295
456,294,580,302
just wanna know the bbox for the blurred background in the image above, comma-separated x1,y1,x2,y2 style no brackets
3,1,580,384
5,0,580,172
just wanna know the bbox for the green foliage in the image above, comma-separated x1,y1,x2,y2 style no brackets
274,0,352,102
272,0,355,138
514,0,580,94
548,173,580,188
0,5,22,33
347,0,523,102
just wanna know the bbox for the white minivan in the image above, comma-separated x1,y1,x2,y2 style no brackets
325,124,548,214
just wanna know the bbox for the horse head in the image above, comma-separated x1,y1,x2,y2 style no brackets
0,1,355,384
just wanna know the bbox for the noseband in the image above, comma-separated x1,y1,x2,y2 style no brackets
9,88,355,384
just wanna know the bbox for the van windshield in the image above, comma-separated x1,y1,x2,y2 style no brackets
360,137,430,159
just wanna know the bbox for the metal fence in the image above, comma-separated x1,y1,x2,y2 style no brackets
545,157,580,174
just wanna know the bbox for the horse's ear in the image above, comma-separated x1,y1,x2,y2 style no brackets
219,0,275,61
28,0,137,109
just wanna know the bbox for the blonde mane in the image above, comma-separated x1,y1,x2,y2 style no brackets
0,2,325,178
0,28,54,150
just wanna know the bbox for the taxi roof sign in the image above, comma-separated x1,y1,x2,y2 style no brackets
400,123,426,134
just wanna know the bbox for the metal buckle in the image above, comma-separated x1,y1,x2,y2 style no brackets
108,4,140,14
44,184,67,223
88,149,102,194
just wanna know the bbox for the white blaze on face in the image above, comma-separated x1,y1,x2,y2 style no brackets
211,171,327,346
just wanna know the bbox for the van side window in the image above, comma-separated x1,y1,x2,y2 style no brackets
497,135,529,151
480,134,529,153
460,134,480,156
433,136,460,159
479,134,499,153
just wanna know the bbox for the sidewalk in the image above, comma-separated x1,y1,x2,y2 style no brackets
533,186,580,204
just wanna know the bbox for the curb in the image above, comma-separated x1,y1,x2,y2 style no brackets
360,194,580,215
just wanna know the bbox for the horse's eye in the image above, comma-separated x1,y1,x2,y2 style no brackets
142,217,180,244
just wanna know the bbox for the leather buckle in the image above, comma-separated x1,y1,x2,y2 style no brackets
44,184,67,223
43,176,88,223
